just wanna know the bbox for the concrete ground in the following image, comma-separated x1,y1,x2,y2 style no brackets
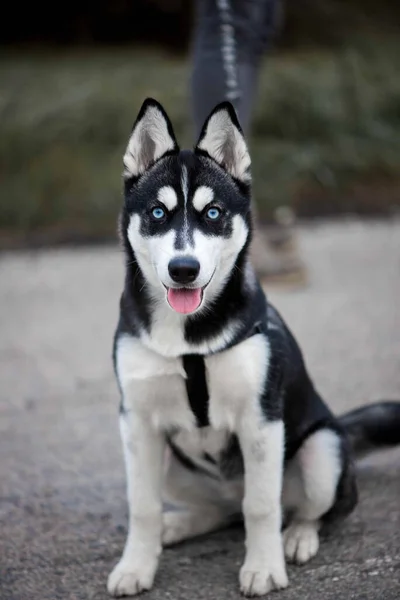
1,220,400,600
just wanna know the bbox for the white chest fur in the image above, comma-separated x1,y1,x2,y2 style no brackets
116,332,270,442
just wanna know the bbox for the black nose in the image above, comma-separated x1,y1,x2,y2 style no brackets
168,257,200,284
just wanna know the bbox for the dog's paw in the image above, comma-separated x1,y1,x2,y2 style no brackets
239,560,288,596
107,557,157,597
283,521,319,565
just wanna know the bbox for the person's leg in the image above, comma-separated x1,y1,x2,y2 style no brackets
191,0,280,137
190,0,305,283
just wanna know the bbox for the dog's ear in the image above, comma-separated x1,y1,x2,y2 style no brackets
123,98,179,179
195,102,251,183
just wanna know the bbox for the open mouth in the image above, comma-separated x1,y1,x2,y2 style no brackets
166,287,203,314
165,270,215,315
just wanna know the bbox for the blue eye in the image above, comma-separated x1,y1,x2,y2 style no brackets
152,207,165,220
206,207,221,221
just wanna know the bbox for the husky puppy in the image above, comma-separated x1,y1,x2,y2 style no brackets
107,98,400,597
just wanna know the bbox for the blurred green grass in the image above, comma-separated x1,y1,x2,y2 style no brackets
1,39,399,245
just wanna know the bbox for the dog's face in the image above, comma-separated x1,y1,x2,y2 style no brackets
122,99,252,315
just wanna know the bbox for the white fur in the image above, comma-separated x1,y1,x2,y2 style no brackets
115,332,271,435
281,429,341,523
144,299,240,358
198,108,251,182
108,336,192,596
282,428,342,564
162,506,230,546
192,186,214,212
170,428,229,467
162,440,243,546
107,412,165,596
283,522,319,565
161,427,343,568
162,449,243,546
162,334,272,504
158,186,178,211
116,335,194,431
207,334,287,595
123,105,175,178
205,333,269,430
110,328,289,597
127,212,250,358
238,418,288,595
295,428,342,521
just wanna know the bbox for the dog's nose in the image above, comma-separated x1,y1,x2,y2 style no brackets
168,257,200,284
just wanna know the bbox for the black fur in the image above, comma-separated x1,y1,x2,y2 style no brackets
339,401,400,455
182,354,210,427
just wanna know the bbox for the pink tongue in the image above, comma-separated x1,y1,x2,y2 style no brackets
167,288,202,314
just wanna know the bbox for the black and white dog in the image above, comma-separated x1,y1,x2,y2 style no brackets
108,98,400,597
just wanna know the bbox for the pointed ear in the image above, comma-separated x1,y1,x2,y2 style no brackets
195,102,251,183
123,98,179,179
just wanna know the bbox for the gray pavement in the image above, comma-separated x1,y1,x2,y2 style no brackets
1,220,400,600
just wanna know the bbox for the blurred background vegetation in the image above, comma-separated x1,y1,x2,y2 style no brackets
1,0,399,247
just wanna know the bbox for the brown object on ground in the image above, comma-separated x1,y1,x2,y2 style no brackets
251,206,307,287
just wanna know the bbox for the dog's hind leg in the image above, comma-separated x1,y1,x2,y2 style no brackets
162,445,242,546
282,428,344,564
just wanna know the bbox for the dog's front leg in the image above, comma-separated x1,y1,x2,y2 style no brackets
237,417,288,597
108,409,165,597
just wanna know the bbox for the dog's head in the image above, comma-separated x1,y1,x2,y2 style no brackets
121,98,252,315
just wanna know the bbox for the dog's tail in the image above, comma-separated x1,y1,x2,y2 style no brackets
339,401,400,457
